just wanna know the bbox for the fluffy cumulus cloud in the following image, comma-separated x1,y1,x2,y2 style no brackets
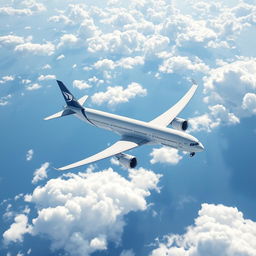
189,104,240,132
87,30,146,54
57,34,79,48
38,75,56,81
3,214,32,244
159,56,209,74
144,35,170,56
0,7,32,16
151,203,256,256
0,0,46,16
0,75,15,83
22,168,161,256
93,56,144,70
26,83,41,91
73,80,91,90
190,57,256,132
21,0,46,13
242,93,256,113
91,82,147,106
0,35,25,46
150,147,183,165
15,42,55,56
32,162,49,184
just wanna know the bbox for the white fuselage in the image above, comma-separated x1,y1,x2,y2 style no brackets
72,107,204,153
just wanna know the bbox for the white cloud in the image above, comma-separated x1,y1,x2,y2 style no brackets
26,149,34,161
242,93,256,114
15,193,24,201
0,75,15,84
189,104,240,132
87,30,146,54
89,236,107,250
93,56,144,71
177,19,217,45
101,10,137,27
91,82,147,106
0,35,25,46
117,56,145,69
32,162,49,184
56,54,65,60
88,76,104,86
0,7,32,16
159,56,209,74
23,168,161,256
3,204,14,220
144,35,170,56
78,18,99,39
38,75,56,81
189,57,256,132
3,214,32,244
150,147,183,165
26,83,41,91
150,203,256,256
58,34,79,48
188,113,214,133
2,75,14,81
48,14,73,25
15,42,55,56
204,58,256,93
94,59,116,70
209,104,240,126
21,0,46,13
0,94,12,106
159,8,217,45
42,64,51,70
124,20,155,36
120,249,135,256
73,80,91,90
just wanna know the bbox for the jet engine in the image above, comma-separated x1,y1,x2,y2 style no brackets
171,117,188,131
115,153,137,169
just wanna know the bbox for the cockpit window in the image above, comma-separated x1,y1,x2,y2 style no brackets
190,142,199,146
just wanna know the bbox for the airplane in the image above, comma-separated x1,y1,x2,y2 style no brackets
45,80,204,171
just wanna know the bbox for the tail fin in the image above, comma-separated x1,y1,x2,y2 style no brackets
57,80,82,109
44,80,89,121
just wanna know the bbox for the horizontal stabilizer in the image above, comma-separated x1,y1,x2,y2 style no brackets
78,95,88,106
44,109,75,120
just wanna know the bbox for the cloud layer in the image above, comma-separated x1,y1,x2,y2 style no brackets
7,168,161,256
150,147,183,165
151,203,256,256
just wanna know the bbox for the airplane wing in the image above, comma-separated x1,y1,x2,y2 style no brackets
149,83,198,127
58,138,146,171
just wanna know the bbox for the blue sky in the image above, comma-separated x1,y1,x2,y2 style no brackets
1,0,256,256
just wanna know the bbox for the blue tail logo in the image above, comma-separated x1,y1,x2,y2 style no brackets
63,91,73,102
57,80,82,108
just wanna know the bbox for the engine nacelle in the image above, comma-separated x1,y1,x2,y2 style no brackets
115,153,137,169
171,117,188,131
